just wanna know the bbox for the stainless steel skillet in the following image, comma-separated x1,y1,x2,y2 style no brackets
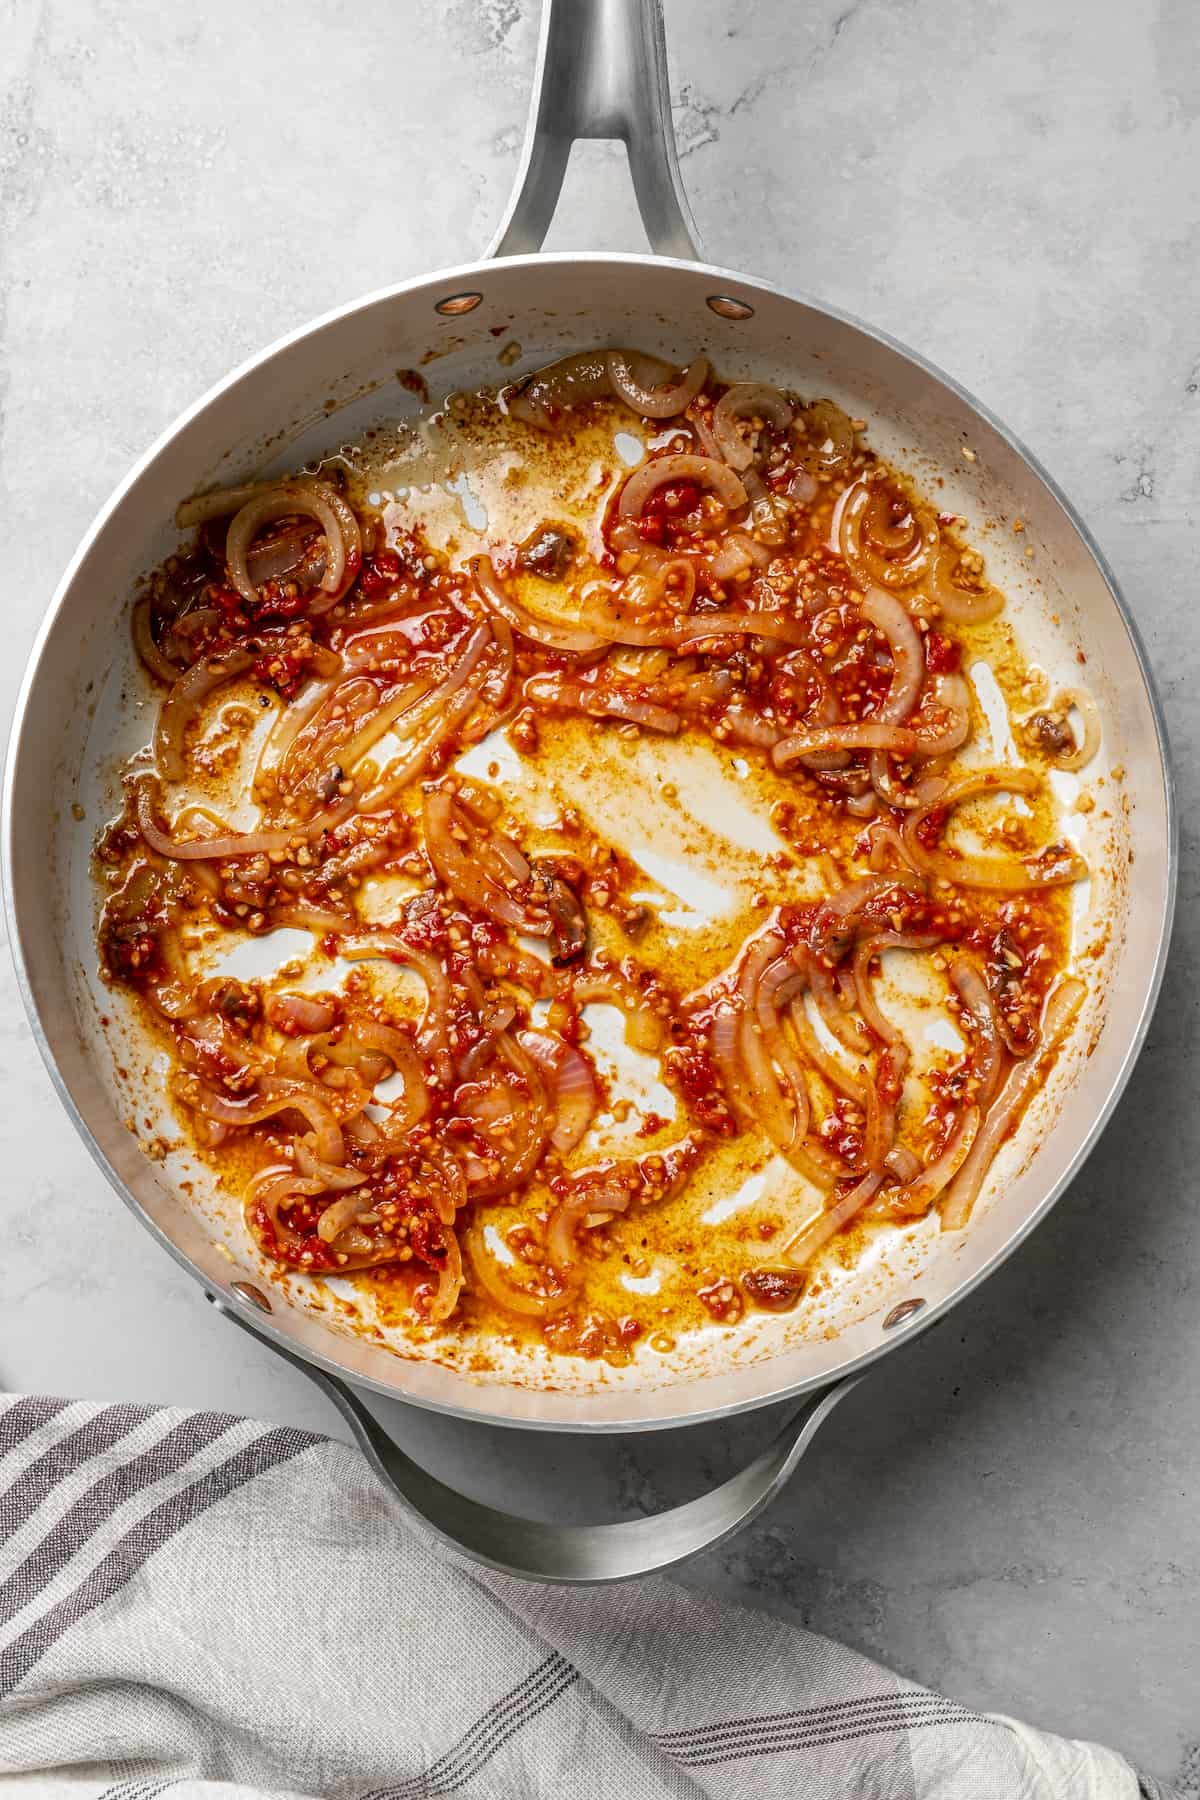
2,0,1176,1581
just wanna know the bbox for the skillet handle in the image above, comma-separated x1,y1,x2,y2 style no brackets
487,0,702,261
212,1296,857,1584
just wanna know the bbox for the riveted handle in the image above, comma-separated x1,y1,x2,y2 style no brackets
488,0,702,261
214,1296,858,1584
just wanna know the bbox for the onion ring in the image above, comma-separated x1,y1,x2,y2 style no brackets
711,382,793,472
618,454,748,519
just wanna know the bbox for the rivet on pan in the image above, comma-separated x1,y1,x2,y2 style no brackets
883,1297,926,1331
231,1280,273,1314
707,295,755,320
435,291,484,316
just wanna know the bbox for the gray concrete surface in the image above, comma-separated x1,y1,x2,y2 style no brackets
1,0,1196,1785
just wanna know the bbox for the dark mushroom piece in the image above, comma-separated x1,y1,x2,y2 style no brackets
516,523,580,582
528,859,588,964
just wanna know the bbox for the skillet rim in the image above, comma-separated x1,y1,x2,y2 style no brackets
2,249,1178,1433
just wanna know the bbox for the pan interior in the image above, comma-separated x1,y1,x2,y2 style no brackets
13,256,1167,1428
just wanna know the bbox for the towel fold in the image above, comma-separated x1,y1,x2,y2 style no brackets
0,1394,1174,1799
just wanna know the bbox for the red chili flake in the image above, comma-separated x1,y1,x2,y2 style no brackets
357,548,402,598
698,1276,743,1323
824,1098,864,1165
666,1043,735,1135
877,1047,904,1108
925,630,962,674
408,1212,449,1267
642,479,702,519
915,806,949,850
252,648,306,699
210,585,246,625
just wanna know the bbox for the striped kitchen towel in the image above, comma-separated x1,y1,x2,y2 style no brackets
0,1394,1178,1798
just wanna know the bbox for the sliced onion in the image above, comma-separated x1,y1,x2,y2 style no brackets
807,952,872,1054
339,933,454,1084
573,971,666,1053
868,751,921,812
267,992,337,1035
360,672,492,812
593,605,813,651
545,1139,701,1270
156,645,256,781
246,1171,327,1255
781,1171,883,1268
464,1223,578,1316
863,587,925,725
136,777,296,862
294,1145,367,1197
465,1035,552,1198
711,382,793,472
545,1168,634,1269
175,1072,344,1165
873,1107,981,1219
133,594,184,683
864,818,925,872
925,545,1004,625
518,1030,598,1154
424,790,533,933
246,522,324,589
322,1017,429,1132
523,672,681,734
690,409,723,459
706,531,773,581
941,977,1085,1231
774,719,926,765
709,1001,751,1125
949,955,1004,1107
606,352,710,419
720,701,784,748
470,555,609,654
902,767,1088,890
226,481,360,611
506,349,666,429
802,400,856,472
315,1190,373,1243
773,670,969,768
413,1230,465,1324
788,995,867,1105
863,1044,905,1174
851,933,941,1046
320,623,491,801
916,673,972,757
619,454,748,519
741,467,791,546
726,934,842,1187
885,1145,922,1183
838,478,939,590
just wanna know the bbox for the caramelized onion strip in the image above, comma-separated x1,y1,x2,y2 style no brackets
941,978,1085,1231
781,1172,883,1269
902,768,1088,890
606,352,710,419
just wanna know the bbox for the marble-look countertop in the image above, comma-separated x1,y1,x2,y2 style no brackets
2,0,1196,1785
